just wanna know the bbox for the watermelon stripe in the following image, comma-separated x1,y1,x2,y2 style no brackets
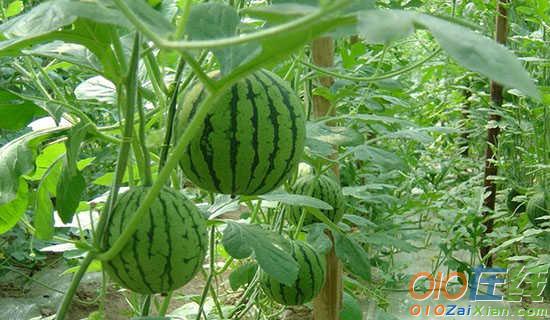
116,191,140,287
158,194,175,292
229,85,240,193
279,281,288,305
311,246,325,293
244,78,260,191
165,188,206,252
132,233,154,292
251,74,281,194
293,244,304,304
298,243,314,304
147,210,155,259
261,71,302,190
200,115,222,192
188,87,206,121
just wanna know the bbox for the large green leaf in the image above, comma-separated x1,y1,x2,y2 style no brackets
222,222,298,285
307,122,364,147
358,10,540,100
334,232,371,281
24,41,103,74
56,124,87,223
34,159,62,240
186,3,260,75
229,262,258,291
0,179,28,235
0,127,67,205
341,292,363,320
0,89,47,130
259,190,333,210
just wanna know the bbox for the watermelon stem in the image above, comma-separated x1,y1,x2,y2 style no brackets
110,0,352,51
140,295,152,316
158,290,173,316
196,226,220,320
56,252,96,320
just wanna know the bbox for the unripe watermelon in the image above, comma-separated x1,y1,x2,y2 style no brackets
261,241,326,305
103,187,207,294
288,174,344,226
526,192,549,227
176,69,306,196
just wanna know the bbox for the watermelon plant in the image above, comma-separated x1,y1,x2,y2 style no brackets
0,0,547,319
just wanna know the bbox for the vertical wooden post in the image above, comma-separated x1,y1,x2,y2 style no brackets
311,36,343,320
481,0,509,267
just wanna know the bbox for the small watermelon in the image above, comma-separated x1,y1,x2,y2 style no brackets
103,187,208,294
176,69,306,196
261,241,326,305
507,188,526,214
288,174,345,226
526,192,549,227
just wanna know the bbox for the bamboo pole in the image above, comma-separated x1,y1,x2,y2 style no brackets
481,0,509,267
311,36,343,320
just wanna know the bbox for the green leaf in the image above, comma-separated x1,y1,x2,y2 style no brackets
55,125,88,223
186,3,260,75
358,10,540,100
34,158,63,240
24,42,102,73
130,317,171,320
222,222,298,285
341,292,363,320
334,232,371,281
0,0,76,39
60,259,102,276
229,263,258,291
307,122,364,147
358,10,415,44
0,127,67,205
28,142,66,181
272,0,318,4
74,76,116,104
352,145,403,169
223,13,354,84
242,4,317,24
0,89,47,130
259,190,333,210
358,233,418,252
0,179,28,235
124,0,174,37
306,223,332,254
5,0,24,18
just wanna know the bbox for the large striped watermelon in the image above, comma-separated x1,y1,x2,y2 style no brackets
103,187,207,294
176,69,306,195
260,241,326,305
288,174,344,226
526,192,549,227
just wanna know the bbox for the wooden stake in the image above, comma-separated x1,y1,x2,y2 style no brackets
311,36,343,320
481,0,509,267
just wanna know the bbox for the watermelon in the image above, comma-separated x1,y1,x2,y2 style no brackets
103,187,208,294
507,188,526,214
261,241,326,305
288,174,345,226
526,192,549,227
176,69,306,196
